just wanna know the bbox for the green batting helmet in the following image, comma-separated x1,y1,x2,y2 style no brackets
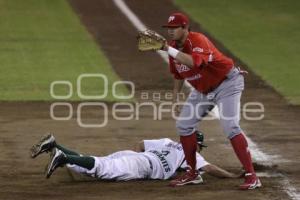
196,131,207,148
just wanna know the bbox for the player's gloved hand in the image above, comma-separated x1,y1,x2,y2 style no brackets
162,42,169,51
137,29,166,51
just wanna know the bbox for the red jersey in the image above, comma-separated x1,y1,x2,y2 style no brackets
169,32,234,94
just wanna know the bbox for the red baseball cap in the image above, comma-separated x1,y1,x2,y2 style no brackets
162,12,189,28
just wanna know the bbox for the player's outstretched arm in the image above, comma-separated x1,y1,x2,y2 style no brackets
201,164,240,179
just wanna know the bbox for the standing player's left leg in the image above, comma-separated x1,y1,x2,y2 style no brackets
170,90,214,186
217,89,261,190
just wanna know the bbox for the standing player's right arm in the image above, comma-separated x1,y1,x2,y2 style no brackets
173,79,184,102
169,57,184,116
173,79,184,116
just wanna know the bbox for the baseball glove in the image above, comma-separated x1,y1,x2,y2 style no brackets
137,29,166,51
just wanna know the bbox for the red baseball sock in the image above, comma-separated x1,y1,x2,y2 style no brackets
180,132,197,172
230,133,255,174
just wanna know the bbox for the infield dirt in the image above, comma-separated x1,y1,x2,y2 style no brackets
0,0,299,199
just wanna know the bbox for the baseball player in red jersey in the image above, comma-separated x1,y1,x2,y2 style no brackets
161,13,261,189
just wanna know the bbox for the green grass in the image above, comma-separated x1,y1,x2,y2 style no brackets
0,0,129,101
174,0,300,104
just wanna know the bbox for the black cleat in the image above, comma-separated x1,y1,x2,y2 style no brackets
45,148,66,179
30,134,56,158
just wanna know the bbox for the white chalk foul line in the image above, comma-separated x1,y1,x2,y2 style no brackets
283,179,300,200
112,0,299,199
113,0,194,91
113,0,168,63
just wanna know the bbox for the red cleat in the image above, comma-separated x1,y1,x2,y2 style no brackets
169,170,203,187
240,173,262,190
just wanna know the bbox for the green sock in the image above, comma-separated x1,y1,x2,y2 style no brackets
66,155,95,170
55,143,80,156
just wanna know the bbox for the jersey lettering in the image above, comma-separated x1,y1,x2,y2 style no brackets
186,73,201,81
149,150,171,172
161,150,170,156
175,64,190,73
192,47,204,53
165,142,183,151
